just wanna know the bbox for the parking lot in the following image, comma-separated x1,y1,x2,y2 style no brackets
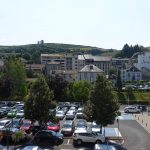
0,102,150,149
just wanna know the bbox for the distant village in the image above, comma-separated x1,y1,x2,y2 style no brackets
1,50,150,84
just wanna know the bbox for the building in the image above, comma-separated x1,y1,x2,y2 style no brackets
45,62,62,75
78,64,104,82
26,64,45,71
112,58,129,69
121,66,142,82
41,54,78,71
50,70,77,82
135,52,150,71
78,54,111,75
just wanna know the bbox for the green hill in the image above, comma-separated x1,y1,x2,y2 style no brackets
0,43,119,63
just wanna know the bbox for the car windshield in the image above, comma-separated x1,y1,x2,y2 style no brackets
63,124,72,128
57,111,63,114
13,121,19,126
77,124,86,128
0,122,5,126
47,122,56,126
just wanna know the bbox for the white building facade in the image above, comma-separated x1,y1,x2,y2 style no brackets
135,52,150,71
121,66,142,82
78,64,104,82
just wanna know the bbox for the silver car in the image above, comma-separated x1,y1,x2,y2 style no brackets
66,110,75,120
55,110,65,119
61,120,74,136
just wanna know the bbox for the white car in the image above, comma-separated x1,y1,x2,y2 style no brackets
0,120,11,129
91,122,101,133
55,110,65,119
16,110,24,119
66,110,75,120
73,131,105,145
76,107,84,119
124,106,141,113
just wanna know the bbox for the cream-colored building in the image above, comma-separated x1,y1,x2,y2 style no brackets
78,64,104,82
41,54,78,71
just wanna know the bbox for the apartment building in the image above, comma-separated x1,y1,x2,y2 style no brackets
112,58,129,69
121,66,142,82
41,54,78,71
78,54,111,75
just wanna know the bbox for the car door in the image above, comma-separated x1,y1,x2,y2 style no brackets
85,133,96,143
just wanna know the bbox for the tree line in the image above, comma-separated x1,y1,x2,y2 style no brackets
115,44,147,58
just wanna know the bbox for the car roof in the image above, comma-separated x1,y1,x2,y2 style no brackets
64,120,73,124
0,120,10,123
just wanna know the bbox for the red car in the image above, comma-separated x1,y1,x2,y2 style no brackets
20,119,32,133
47,121,60,132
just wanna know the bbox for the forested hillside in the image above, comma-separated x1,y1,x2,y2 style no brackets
0,43,118,63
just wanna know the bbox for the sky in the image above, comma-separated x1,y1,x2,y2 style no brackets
0,0,150,49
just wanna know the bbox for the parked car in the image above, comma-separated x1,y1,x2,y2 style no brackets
95,144,117,150
16,145,53,150
16,110,24,119
33,130,63,145
91,122,101,133
31,121,46,135
73,131,105,145
61,120,74,136
124,106,141,113
95,140,126,150
136,105,147,111
12,118,23,128
66,110,75,120
76,107,84,119
0,110,6,118
55,111,65,120
74,120,88,134
61,107,68,114
0,120,11,129
20,120,32,133
47,121,60,132
7,109,17,118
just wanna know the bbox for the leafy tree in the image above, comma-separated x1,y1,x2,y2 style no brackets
115,44,145,58
22,53,31,60
83,100,93,122
91,75,119,132
0,76,15,99
25,75,53,125
72,80,91,103
46,75,68,102
63,80,91,103
109,66,117,76
116,70,122,91
5,57,27,98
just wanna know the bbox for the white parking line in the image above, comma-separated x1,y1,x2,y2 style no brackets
64,139,71,145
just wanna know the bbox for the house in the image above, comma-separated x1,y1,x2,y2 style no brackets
78,54,111,75
78,64,104,82
121,66,142,82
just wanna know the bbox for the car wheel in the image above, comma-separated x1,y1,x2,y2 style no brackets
95,140,102,144
77,139,82,145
